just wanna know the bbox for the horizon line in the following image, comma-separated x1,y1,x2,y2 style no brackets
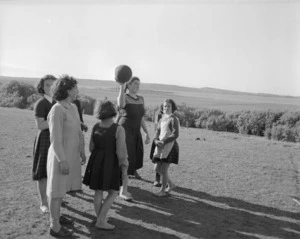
0,74,299,98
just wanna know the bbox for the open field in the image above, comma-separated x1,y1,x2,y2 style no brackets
1,107,300,238
1,76,300,111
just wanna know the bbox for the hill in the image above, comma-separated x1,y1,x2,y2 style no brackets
1,75,300,111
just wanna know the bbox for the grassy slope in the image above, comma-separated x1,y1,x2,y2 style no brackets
1,107,300,239
1,75,300,111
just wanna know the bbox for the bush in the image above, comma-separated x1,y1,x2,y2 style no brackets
0,81,36,109
237,111,252,134
78,94,96,115
278,111,300,127
271,124,295,142
175,103,198,127
247,111,266,136
27,94,41,110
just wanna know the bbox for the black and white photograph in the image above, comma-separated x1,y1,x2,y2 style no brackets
0,0,300,238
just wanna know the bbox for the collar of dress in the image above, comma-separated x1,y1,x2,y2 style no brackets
44,94,53,103
59,101,73,110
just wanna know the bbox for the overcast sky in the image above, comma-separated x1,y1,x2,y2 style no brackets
0,0,299,96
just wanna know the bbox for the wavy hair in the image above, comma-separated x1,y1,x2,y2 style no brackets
94,100,117,120
36,75,56,95
124,76,140,92
51,75,78,101
165,99,178,113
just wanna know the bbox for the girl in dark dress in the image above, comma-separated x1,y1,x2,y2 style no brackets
83,100,128,230
32,75,56,213
117,77,150,198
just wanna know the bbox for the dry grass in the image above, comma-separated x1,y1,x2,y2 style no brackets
1,107,300,239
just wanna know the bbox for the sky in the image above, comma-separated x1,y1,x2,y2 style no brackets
0,0,299,96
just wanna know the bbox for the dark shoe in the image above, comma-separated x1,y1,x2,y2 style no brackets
49,226,72,237
134,171,142,180
59,215,74,225
155,173,161,182
153,181,162,187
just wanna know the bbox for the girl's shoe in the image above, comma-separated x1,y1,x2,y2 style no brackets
153,181,162,187
119,193,133,201
165,184,176,193
95,222,116,230
40,205,49,213
49,226,72,237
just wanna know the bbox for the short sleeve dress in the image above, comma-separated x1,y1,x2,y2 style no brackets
83,123,127,191
46,102,83,198
117,94,145,175
32,97,55,180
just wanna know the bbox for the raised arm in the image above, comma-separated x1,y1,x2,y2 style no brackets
116,125,129,167
117,84,126,109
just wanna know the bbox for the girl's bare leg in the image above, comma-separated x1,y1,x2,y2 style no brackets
95,190,118,230
94,190,103,217
38,178,48,212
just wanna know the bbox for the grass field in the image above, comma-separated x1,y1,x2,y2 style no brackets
1,107,300,239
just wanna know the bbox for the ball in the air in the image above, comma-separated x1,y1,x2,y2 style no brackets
115,65,132,84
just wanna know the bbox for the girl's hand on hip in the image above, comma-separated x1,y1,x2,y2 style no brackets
59,161,70,175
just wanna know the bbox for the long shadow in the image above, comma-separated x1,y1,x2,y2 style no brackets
63,197,180,239
172,187,300,220
113,186,300,239
67,190,94,203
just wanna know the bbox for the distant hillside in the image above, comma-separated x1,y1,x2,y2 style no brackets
0,75,298,99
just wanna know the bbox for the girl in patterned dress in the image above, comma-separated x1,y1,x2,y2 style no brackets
83,100,129,230
47,75,86,237
32,75,56,213
152,99,180,197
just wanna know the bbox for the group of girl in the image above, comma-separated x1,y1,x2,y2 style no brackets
32,74,180,237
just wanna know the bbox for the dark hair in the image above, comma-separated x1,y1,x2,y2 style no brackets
94,100,117,120
159,103,164,114
124,76,140,92
51,75,78,101
36,75,56,95
165,99,178,113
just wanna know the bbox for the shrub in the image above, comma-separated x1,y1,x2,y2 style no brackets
27,94,41,110
247,111,266,136
278,111,300,127
175,103,198,127
79,94,96,115
237,111,252,134
0,80,36,109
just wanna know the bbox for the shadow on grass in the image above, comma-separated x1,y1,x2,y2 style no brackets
113,186,300,239
62,186,300,239
63,197,180,239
